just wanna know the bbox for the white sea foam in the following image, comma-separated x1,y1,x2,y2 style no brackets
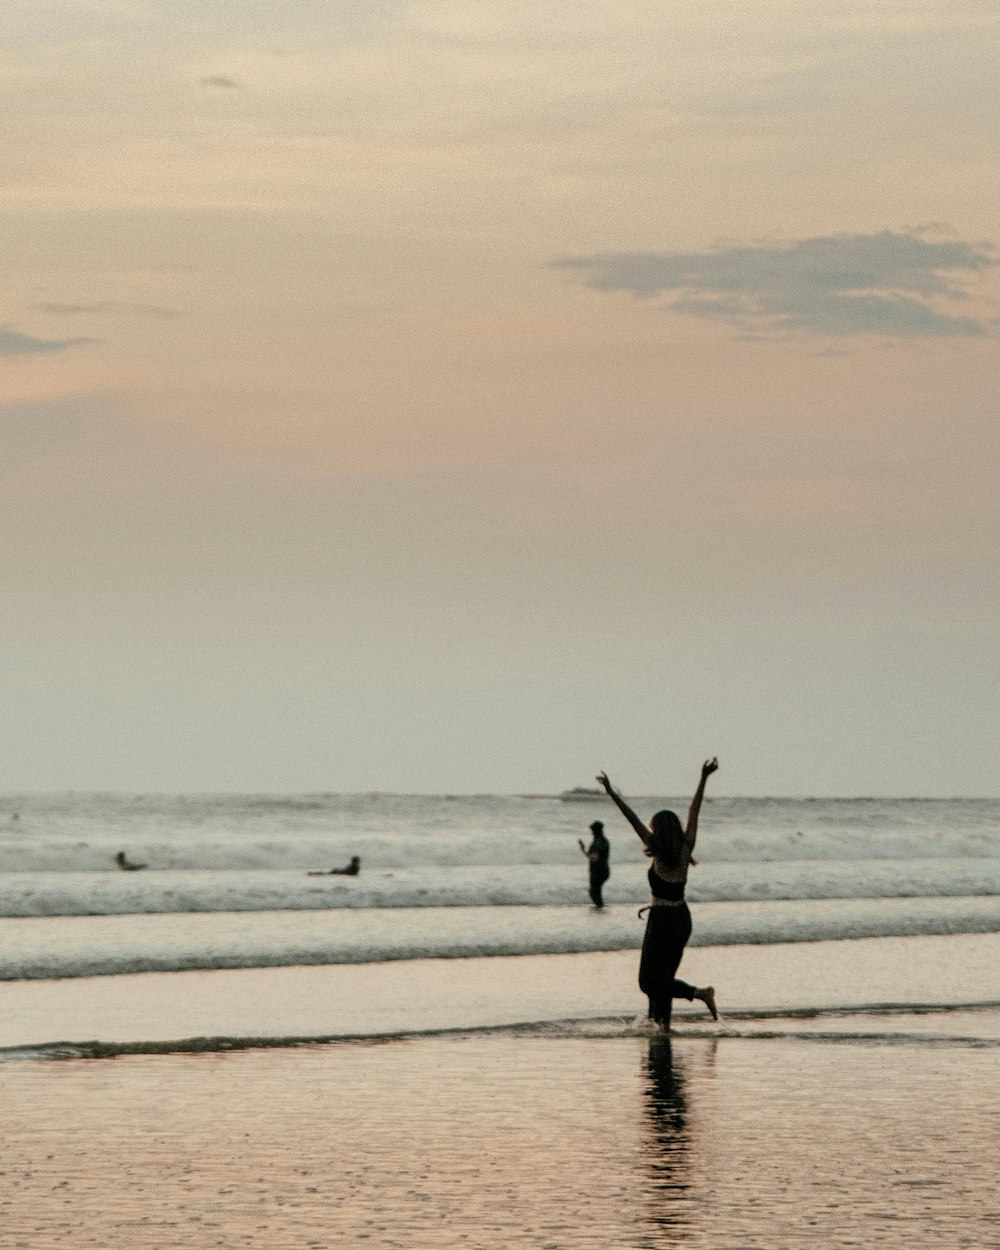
1,794,998,875
1,858,999,918
0,794,997,978
1,897,998,980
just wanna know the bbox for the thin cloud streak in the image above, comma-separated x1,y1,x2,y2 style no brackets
553,231,998,338
0,327,99,356
35,301,181,320
199,75,243,89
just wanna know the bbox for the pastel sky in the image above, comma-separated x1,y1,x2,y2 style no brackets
3,0,998,794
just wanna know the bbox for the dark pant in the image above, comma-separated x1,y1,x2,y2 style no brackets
589,865,609,907
638,903,695,1025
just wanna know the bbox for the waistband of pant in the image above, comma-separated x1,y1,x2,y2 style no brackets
637,897,686,918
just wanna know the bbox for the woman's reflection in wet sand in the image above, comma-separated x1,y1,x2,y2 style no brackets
642,1037,716,1242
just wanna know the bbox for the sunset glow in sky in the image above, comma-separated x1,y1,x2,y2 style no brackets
4,0,998,794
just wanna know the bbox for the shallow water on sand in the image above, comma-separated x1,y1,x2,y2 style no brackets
3,932,998,1053
2,1035,999,1249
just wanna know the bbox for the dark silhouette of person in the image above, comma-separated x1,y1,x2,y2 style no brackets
578,820,610,907
597,759,720,1027
307,856,361,877
115,851,146,871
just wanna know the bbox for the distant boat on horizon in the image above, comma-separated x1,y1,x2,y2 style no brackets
559,786,608,802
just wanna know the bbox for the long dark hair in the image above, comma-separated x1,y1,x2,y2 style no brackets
648,809,686,869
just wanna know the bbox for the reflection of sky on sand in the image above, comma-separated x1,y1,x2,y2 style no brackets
2,1035,998,1248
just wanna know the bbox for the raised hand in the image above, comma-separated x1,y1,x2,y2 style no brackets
597,772,649,842
702,757,719,777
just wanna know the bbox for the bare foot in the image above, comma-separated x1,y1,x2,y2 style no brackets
697,986,719,1021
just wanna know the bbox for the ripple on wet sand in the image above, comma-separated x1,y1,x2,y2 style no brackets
1,1034,998,1249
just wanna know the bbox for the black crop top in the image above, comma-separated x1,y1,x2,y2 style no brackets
648,865,685,901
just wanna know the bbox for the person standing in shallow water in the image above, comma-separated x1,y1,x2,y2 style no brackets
596,759,720,1028
578,820,610,908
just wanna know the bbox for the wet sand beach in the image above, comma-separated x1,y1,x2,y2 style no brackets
1,934,999,1247
3,1031,1000,1249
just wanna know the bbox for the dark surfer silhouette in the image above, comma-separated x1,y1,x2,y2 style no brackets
115,851,147,871
307,856,361,877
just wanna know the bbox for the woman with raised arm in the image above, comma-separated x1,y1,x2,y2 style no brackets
597,760,720,1028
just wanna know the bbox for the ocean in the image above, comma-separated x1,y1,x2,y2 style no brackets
2,792,999,977
4,793,1000,1247
0,792,998,982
